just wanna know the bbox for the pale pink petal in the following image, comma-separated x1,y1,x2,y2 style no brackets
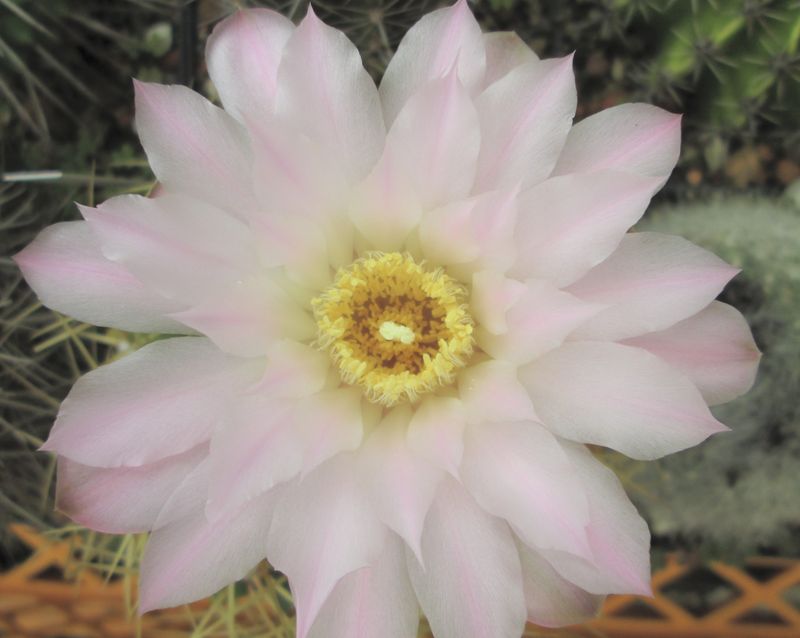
134,80,256,215
623,301,760,405
275,7,385,184
206,9,293,122
308,534,419,638
538,442,651,595
379,0,485,125
519,342,728,460
457,360,536,424
461,421,591,558
475,277,601,363
517,540,603,628
296,388,365,475
41,337,261,467
358,407,443,562
348,147,423,251
475,55,576,191
481,32,538,89
470,270,526,334
80,194,257,304
56,444,207,534
568,232,739,341
14,221,183,333
419,188,518,274
139,487,282,612
267,455,386,638
382,69,480,211
250,339,331,399
511,171,663,287
406,397,466,476
206,395,301,521
171,274,316,358
553,103,681,179
406,477,527,638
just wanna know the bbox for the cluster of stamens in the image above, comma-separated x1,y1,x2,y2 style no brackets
312,252,474,406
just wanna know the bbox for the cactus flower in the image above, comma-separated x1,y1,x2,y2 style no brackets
15,2,760,637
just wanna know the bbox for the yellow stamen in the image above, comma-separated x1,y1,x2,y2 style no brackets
312,252,474,406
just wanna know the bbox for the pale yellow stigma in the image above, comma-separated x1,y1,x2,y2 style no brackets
312,252,474,406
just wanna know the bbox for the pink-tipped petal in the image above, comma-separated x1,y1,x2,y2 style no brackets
81,194,257,305
134,80,256,215
275,7,385,184
56,444,207,534
538,442,652,596
383,70,480,211
554,103,681,179
475,277,601,363
139,487,282,613
475,55,576,191
172,275,316,358
623,301,760,405
267,455,386,638
568,232,740,341
206,9,293,122
251,339,331,399
461,421,592,558
406,397,467,476
358,407,444,562
296,388,364,474
470,270,527,334
379,0,485,125
308,533,419,638
520,341,728,460
14,221,183,333
480,32,538,89
457,360,537,424
407,476,527,638
517,540,603,628
42,337,260,467
511,171,663,287
206,394,301,521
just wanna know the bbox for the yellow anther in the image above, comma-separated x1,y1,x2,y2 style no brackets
312,252,474,406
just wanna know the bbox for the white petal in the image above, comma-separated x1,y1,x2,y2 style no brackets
206,394,301,521
359,407,443,562
568,232,739,341
519,341,728,460
267,455,386,638
139,487,281,612
379,0,485,125
553,103,681,179
251,339,331,399
383,70,480,211
275,7,385,184
476,277,601,363
407,396,466,476
56,444,207,534
297,388,364,474
511,171,663,287
461,421,591,558
14,221,183,333
538,442,652,595
517,541,603,628
134,81,256,215
308,534,419,638
206,9,293,122
475,55,576,191
481,32,538,89
42,337,260,467
171,274,316,358
407,477,526,638
470,270,526,334
623,301,760,405
457,360,536,424
81,194,257,304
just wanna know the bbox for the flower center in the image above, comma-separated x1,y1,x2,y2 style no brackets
312,252,474,406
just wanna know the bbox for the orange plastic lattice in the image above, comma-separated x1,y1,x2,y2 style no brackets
2,525,800,638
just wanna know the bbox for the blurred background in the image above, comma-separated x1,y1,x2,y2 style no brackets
1,0,799,636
